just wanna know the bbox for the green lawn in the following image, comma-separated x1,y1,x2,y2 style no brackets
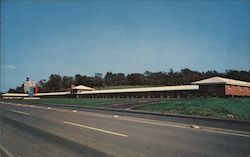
11,98,130,107
136,98,250,120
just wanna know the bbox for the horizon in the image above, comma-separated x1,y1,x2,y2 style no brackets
1,0,250,92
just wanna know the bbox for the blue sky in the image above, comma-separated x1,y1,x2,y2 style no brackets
1,0,249,92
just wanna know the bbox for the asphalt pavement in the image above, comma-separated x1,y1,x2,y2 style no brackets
0,102,249,157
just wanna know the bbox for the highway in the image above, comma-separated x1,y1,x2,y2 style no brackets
0,102,249,157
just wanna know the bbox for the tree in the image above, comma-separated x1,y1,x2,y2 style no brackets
74,74,82,86
225,70,250,82
104,72,113,85
62,76,74,90
8,88,16,93
113,73,127,85
74,74,94,87
15,84,24,93
127,73,146,85
178,68,202,85
46,74,62,92
93,73,104,88
8,69,250,93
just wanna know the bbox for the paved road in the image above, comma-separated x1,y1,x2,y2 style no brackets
5,100,250,132
0,102,249,157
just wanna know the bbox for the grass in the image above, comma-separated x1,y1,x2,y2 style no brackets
136,98,250,120
11,98,127,107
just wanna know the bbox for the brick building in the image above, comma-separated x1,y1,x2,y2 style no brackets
191,77,250,97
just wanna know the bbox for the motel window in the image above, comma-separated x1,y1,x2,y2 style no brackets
208,85,215,92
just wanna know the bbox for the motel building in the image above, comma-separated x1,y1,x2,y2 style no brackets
1,77,250,99
75,77,250,98
76,85,199,99
191,77,250,97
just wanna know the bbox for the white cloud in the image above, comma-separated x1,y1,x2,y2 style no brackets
1,64,16,70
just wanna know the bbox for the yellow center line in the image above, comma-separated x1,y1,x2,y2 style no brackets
11,110,30,115
63,121,128,137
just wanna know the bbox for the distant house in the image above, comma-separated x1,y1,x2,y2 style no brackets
191,77,250,97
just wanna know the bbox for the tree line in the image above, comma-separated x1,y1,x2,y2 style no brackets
8,69,250,93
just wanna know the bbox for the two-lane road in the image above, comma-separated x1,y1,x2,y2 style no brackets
0,102,249,157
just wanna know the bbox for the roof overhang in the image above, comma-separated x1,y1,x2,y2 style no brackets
77,85,199,95
191,77,250,87
72,85,95,91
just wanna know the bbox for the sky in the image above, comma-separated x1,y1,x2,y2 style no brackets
1,0,249,92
